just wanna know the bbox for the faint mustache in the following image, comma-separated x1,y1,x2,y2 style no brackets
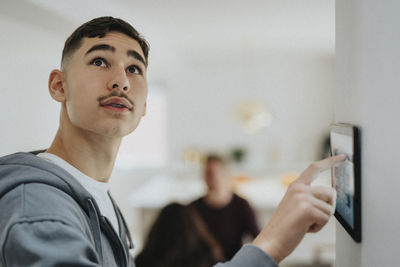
97,91,134,108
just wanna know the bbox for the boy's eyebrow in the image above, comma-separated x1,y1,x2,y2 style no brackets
127,50,146,66
85,44,115,55
85,43,146,66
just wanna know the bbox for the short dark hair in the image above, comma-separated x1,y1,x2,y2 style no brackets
205,154,226,165
61,16,149,68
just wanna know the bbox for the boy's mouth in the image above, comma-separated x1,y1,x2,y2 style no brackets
99,97,133,111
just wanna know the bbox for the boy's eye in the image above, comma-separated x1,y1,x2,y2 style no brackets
127,65,141,74
91,58,107,67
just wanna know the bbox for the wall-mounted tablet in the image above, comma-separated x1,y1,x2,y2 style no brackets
330,123,361,243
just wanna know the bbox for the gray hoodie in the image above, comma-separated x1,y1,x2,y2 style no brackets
0,152,277,267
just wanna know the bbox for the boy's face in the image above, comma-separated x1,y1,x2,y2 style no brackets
60,32,148,138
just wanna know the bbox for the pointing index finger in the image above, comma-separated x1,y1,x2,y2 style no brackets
295,154,347,185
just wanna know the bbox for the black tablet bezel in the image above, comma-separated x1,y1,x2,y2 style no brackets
330,123,361,243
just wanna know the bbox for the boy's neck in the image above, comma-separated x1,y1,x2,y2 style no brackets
47,128,121,182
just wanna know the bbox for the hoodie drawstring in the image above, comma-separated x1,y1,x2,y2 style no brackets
86,198,103,264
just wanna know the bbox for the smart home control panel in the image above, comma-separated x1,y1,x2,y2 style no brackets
330,123,361,243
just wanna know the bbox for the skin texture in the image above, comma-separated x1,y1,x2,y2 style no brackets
47,32,148,181
252,154,346,263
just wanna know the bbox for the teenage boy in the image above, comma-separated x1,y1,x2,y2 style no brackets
0,16,345,267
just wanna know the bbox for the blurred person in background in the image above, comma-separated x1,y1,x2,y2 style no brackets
135,202,224,267
189,154,260,260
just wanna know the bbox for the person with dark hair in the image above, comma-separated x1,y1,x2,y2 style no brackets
0,15,346,267
189,154,260,260
135,203,224,267
0,16,149,267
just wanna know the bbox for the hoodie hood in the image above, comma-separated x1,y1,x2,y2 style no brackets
0,152,104,262
0,152,94,209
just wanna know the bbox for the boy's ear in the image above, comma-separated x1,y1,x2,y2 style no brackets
48,69,66,102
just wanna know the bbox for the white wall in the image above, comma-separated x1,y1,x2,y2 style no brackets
167,49,335,169
0,15,63,154
335,0,400,266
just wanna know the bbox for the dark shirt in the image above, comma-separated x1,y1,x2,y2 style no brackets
189,194,259,260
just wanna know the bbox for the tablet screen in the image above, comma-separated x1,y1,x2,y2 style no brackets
331,132,355,228
330,123,361,242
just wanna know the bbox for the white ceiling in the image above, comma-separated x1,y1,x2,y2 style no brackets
1,0,334,79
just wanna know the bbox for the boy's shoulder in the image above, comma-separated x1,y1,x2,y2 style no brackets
0,152,93,233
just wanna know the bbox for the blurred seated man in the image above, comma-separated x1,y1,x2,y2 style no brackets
135,202,224,267
189,154,260,260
